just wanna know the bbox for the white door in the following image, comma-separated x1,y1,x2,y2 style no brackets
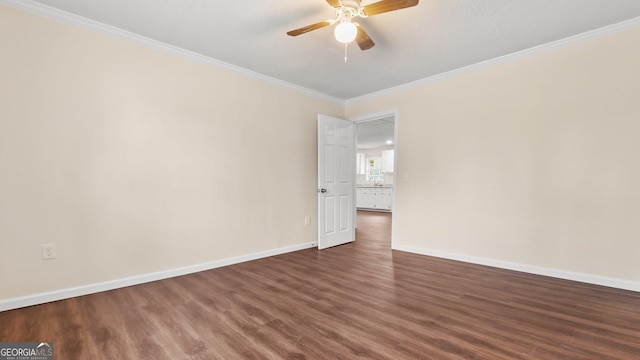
318,114,355,249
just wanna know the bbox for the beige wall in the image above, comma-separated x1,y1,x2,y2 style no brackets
347,28,640,282
0,6,343,300
2,4,639,303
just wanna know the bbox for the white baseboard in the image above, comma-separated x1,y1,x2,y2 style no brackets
393,245,640,293
0,242,316,312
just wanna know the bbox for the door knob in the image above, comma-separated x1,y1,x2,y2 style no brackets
319,188,327,193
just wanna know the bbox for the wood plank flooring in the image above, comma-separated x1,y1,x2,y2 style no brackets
2,211,640,359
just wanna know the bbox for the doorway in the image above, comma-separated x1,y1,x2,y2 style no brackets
353,111,397,248
355,211,392,249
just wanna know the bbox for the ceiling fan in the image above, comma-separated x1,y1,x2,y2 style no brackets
287,0,419,50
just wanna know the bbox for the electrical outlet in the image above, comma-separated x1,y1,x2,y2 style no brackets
41,244,56,260
305,215,311,226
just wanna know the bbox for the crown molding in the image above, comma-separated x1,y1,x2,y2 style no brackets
3,1,640,109
0,0,344,105
346,16,640,105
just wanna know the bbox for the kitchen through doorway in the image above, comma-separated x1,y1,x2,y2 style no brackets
354,112,397,248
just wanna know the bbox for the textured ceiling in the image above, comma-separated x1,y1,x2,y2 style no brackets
17,0,640,100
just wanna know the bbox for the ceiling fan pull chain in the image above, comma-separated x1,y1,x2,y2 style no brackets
344,43,348,63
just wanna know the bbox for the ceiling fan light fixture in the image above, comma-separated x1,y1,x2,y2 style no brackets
334,21,357,44
287,0,420,51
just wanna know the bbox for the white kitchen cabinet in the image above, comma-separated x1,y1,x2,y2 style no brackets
356,153,367,175
375,188,392,210
356,187,392,211
356,187,376,208
381,149,394,173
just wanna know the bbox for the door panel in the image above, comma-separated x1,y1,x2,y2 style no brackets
339,195,350,231
324,196,335,235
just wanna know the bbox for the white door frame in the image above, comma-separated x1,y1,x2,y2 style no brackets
351,109,398,249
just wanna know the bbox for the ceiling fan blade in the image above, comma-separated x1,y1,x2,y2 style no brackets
287,20,334,36
361,0,419,16
355,24,375,50
326,0,342,7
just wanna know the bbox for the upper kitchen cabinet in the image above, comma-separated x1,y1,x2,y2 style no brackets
357,117,395,172
356,153,367,175
382,149,394,173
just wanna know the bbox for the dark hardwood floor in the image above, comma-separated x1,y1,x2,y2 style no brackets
2,211,640,359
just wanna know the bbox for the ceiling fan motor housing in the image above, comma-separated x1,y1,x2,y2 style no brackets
287,0,420,50
340,0,361,10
